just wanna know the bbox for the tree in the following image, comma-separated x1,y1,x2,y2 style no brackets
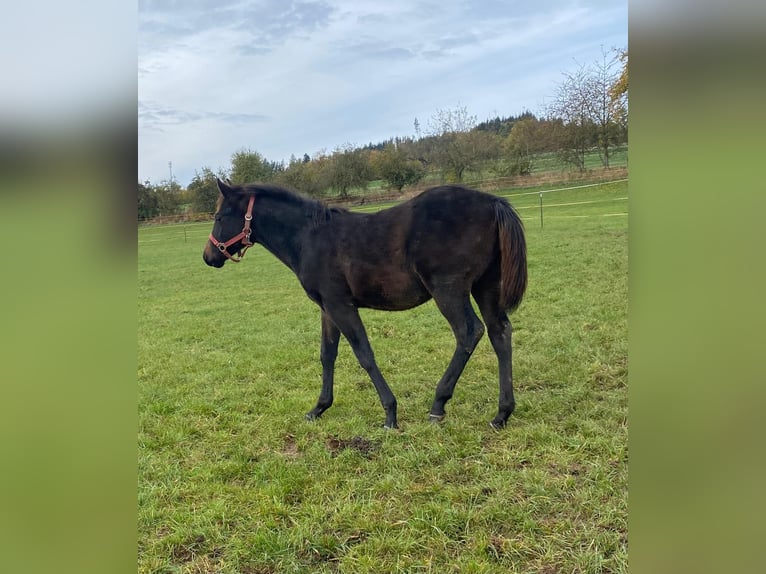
548,63,597,170
502,119,535,175
610,49,628,102
589,48,626,167
138,180,159,220
137,179,182,220
488,116,563,177
188,167,224,214
327,144,373,197
377,143,425,192
428,104,477,136
475,111,536,138
609,49,629,143
425,104,499,182
277,151,332,196
548,49,627,170
230,148,274,184
533,117,567,153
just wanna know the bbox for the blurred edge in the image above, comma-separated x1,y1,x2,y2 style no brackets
0,3,137,574
630,3,766,574
2,2,766,574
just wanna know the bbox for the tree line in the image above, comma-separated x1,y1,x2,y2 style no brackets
139,48,627,221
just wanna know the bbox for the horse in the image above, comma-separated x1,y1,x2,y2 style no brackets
203,179,527,429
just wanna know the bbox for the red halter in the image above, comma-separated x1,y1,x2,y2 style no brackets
208,195,255,263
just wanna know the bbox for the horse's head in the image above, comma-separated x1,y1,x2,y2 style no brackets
202,179,256,267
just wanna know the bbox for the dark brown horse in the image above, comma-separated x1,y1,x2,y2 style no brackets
203,180,527,429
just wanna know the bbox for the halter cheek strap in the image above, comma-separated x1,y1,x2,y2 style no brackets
208,195,255,263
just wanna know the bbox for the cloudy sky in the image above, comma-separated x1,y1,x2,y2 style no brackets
138,0,627,186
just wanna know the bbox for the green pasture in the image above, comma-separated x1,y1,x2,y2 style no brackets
530,146,628,174
138,180,627,573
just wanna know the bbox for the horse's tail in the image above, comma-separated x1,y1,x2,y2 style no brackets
494,200,528,313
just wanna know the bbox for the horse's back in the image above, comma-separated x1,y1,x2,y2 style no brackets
404,185,503,281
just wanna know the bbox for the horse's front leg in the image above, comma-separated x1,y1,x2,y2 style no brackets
324,303,398,429
306,311,340,421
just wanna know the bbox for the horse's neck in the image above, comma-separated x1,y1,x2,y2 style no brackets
254,196,313,272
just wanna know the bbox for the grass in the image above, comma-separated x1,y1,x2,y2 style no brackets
138,180,627,573
530,146,628,174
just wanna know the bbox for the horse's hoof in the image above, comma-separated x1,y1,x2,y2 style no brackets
429,413,446,424
489,419,507,430
305,413,319,422
383,423,399,430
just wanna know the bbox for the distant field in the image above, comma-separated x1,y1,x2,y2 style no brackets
330,147,628,198
138,180,627,573
530,146,628,174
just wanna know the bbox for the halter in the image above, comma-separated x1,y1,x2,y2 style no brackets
208,195,255,263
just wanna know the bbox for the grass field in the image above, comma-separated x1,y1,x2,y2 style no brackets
530,146,628,174
138,180,627,573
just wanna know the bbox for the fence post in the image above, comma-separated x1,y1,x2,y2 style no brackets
539,192,543,229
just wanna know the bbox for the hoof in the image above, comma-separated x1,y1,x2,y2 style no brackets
305,412,320,422
383,423,399,430
489,419,507,430
429,413,446,424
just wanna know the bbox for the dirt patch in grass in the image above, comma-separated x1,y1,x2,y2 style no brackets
240,566,280,574
171,534,206,562
326,435,380,458
485,534,510,559
282,433,300,458
547,461,588,478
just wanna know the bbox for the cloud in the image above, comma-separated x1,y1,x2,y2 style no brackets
140,0,336,55
138,1,627,184
337,39,415,61
138,101,268,132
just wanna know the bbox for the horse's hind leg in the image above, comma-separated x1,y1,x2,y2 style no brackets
306,311,340,421
473,283,515,429
428,290,485,422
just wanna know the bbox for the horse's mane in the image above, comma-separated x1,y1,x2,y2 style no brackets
235,183,347,229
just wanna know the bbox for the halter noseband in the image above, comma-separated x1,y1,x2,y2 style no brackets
208,195,255,263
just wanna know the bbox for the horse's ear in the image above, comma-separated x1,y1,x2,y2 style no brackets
216,177,233,197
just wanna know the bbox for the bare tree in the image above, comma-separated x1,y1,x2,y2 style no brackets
425,104,497,182
548,63,596,170
548,48,627,170
588,48,626,167
427,104,477,135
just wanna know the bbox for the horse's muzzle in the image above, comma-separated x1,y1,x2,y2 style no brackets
202,249,225,268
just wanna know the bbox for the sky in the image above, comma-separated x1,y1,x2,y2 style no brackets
138,0,627,187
